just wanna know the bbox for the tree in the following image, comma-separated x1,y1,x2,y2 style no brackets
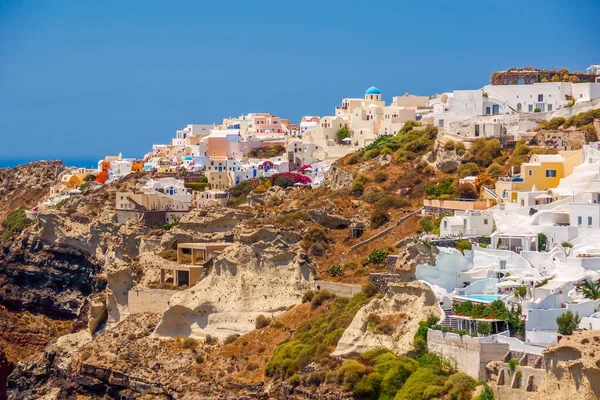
469,138,502,167
83,173,96,182
337,128,351,141
456,183,478,200
457,162,480,178
556,311,580,335
475,173,495,192
486,163,504,179
538,233,548,251
575,279,600,300
272,175,296,188
515,286,527,299
477,321,492,335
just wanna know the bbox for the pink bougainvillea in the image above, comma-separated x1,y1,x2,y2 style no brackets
270,172,312,185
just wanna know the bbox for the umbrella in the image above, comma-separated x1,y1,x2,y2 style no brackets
341,137,352,142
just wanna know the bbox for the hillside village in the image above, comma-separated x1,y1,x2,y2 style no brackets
3,65,600,399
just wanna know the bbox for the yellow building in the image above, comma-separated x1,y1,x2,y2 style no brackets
495,150,581,202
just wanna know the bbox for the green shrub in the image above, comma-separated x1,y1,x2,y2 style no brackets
417,217,437,234
337,128,351,141
348,152,362,165
311,290,335,309
395,367,444,400
204,334,216,345
158,249,178,261
328,264,343,277
455,142,466,155
362,283,378,298
444,140,455,151
480,383,495,400
181,337,198,350
366,248,389,265
224,334,239,345
534,108,541,113
561,241,573,248
375,171,388,183
538,232,548,251
457,162,480,178
426,314,440,326
443,372,476,400
266,289,378,379
370,207,390,229
538,117,566,130
508,359,518,370
255,314,270,329
556,311,580,335
184,182,210,191
486,162,504,179
289,374,301,385
583,123,598,142
455,240,472,254
2,207,33,239
476,321,492,335
468,138,502,168
302,290,315,303
350,180,365,196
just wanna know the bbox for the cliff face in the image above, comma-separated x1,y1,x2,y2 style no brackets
0,161,65,222
530,331,600,400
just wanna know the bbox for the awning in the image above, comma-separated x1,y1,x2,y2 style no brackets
534,194,552,199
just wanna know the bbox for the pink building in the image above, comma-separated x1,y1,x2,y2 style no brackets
252,113,288,138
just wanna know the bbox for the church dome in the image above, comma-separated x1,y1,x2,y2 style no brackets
184,156,193,161
365,86,381,95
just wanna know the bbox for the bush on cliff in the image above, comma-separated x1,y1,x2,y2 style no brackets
2,207,33,240
265,285,378,379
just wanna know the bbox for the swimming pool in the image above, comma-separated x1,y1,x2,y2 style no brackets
459,295,501,303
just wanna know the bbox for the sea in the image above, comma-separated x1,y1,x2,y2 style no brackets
0,157,102,169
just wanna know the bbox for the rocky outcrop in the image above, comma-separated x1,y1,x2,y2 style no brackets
154,239,314,340
0,160,65,222
332,281,441,356
391,238,439,280
530,331,600,400
0,235,104,318
324,162,353,190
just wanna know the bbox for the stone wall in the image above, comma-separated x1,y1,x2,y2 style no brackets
316,281,362,297
427,329,509,380
128,288,176,314
368,273,406,293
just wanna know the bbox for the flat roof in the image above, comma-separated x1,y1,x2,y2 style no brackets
177,242,232,250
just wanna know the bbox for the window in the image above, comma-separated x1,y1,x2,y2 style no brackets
485,106,491,115
528,104,533,112
521,199,525,206
578,216,583,227
528,169,533,176
538,94,543,101
517,103,522,111
548,104,552,111
484,218,489,225
545,170,557,178
444,221,447,229
589,217,593,227
535,103,546,112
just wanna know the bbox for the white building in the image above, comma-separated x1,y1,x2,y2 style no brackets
440,211,494,237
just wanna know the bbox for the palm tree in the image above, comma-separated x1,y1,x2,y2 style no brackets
514,285,528,299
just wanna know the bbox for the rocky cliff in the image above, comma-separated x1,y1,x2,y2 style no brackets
0,161,65,222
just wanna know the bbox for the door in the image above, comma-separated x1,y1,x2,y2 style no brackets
492,105,499,115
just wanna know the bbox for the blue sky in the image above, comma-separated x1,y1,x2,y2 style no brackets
0,0,598,162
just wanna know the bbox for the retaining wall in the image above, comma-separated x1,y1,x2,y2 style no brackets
427,329,509,380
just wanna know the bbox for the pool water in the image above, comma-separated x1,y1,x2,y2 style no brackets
460,295,501,302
